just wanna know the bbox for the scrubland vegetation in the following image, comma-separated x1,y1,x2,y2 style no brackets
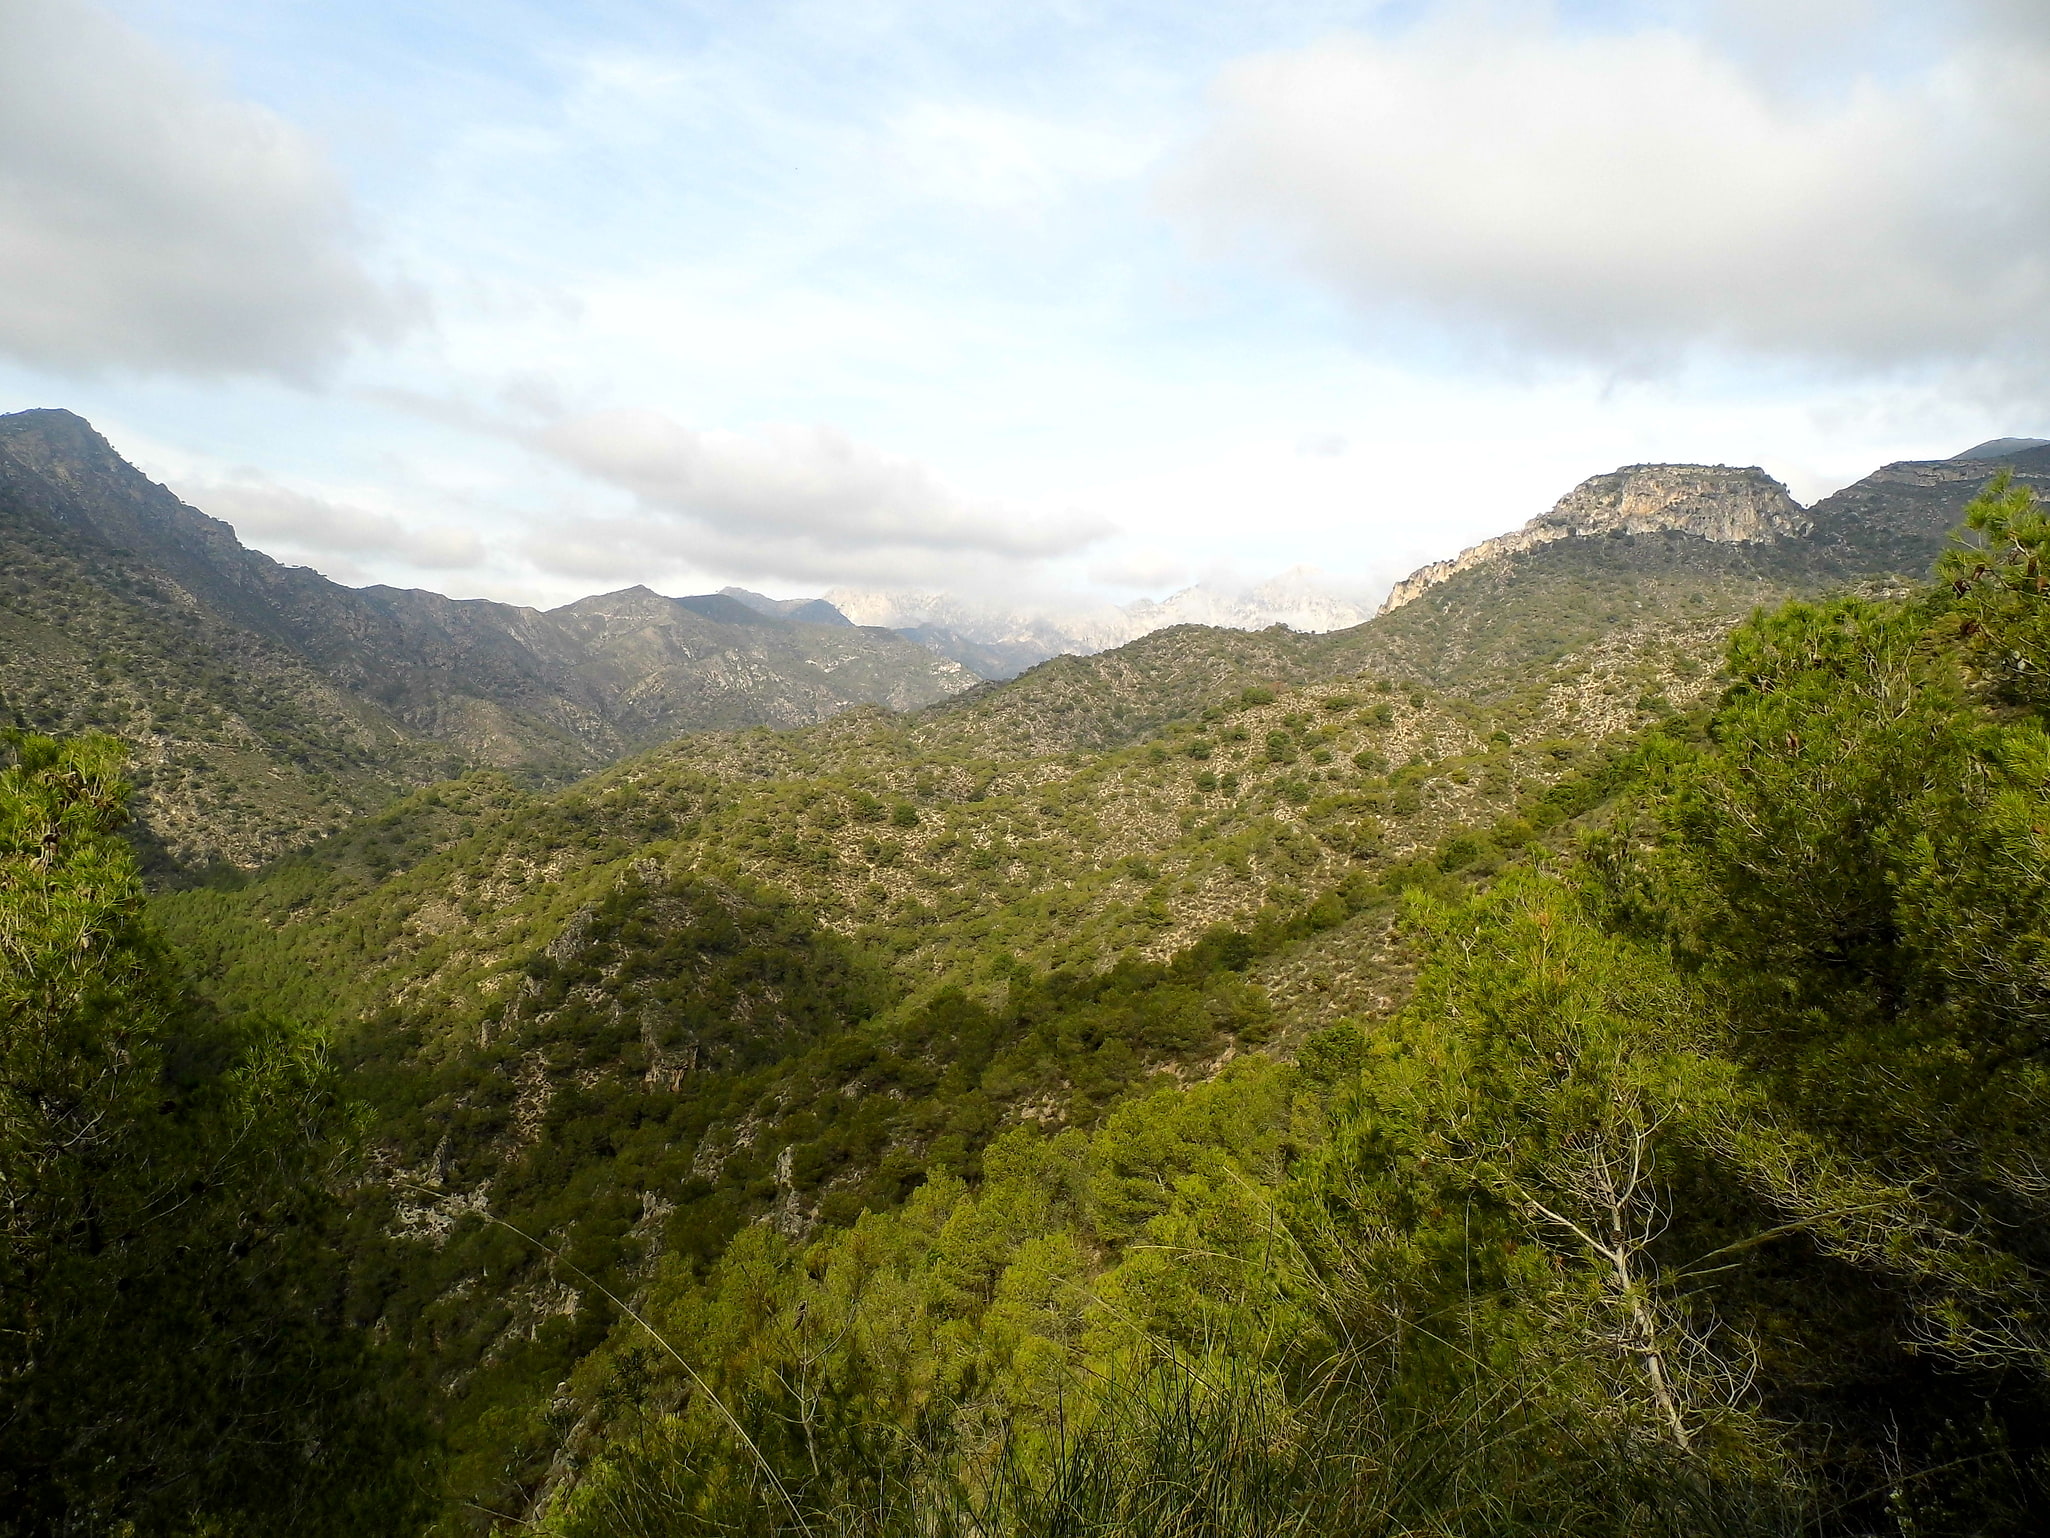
10,476,2050,1534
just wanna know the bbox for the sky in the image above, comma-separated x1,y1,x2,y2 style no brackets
1,0,2046,612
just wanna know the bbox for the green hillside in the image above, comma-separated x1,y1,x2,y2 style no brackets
484,476,2050,1534
12,425,2050,1534
153,663,1653,1524
143,505,1780,1523
0,409,972,872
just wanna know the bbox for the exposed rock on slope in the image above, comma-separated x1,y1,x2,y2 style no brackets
0,408,970,867
1380,464,1809,614
1804,444,2050,573
945,444,2049,759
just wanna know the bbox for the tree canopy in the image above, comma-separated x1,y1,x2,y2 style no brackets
0,731,427,1537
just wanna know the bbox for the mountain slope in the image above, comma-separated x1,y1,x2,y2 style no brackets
0,409,971,867
0,423,447,868
717,445,2050,813
1314,447,2050,713
155,643,1660,1520
1377,463,1811,614
141,438,2044,1529
11,408,2017,868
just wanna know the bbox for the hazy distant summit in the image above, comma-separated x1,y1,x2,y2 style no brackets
828,569,1382,679
719,586,854,627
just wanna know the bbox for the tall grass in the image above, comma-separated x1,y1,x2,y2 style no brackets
555,1344,1815,1538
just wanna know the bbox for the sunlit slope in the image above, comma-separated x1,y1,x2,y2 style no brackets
1,408,972,870
155,640,1670,1518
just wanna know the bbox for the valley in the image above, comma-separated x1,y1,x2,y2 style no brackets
0,410,971,869
10,417,2050,1536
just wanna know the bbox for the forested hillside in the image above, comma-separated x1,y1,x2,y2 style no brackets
150,635,1648,1510
504,472,2050,1535
0,410,971,871
0,732,426,1536
11,437,2050,1533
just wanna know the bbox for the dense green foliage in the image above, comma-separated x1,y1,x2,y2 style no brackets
152,669,1614,1522
27,461,2050,1533
0,733,427,1536
503,485,2050,1535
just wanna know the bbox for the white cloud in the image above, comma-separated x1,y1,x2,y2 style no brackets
1975,0,2050,46
1170,5,2050,368
1088,550,1193,591
0,0,408,378
183,476,484,570
525,408,1111,587
885,99,1161,218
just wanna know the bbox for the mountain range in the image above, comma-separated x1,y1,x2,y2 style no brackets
16,400,2050,1534
824,570,1386,678
0,408,969,867
8,399,2047,878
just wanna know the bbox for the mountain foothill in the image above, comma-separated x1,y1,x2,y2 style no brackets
9,406,2050,1536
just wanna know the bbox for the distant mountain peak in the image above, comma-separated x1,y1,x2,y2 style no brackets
828,572,1380,680
720,585,792,614
720,586,852,626
1953,437,2050,461
1378,463,1809,616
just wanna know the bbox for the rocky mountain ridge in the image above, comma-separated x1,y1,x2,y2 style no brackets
1379,463,1810,614
0,408,970,867
12,401,2044,872
1380,445,2050,617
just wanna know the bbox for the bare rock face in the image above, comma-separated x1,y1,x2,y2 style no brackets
1380,464,1809,614
1540,464,1810,543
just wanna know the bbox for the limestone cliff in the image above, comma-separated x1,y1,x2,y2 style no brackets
1379,464,1810,615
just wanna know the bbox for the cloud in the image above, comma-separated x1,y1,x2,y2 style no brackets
184,476,484,570
525,408,1110,586
1088,551,1193,591
1974,0,2050,45
1170,4,2050,369
0,0,409,378
884,99,1161,218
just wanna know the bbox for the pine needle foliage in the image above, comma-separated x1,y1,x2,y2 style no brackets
0,731,429,1537
527,482,2050,1538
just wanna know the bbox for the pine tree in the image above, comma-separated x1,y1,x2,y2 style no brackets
0,732,428,1537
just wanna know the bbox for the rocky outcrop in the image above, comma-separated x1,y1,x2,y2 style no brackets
1379,465,1810,615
